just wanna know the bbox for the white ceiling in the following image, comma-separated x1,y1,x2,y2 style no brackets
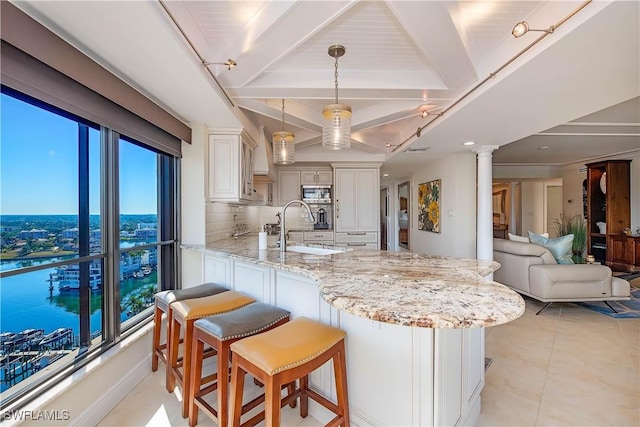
13,1,640,179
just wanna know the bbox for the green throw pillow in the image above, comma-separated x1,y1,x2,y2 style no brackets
528,232,575,264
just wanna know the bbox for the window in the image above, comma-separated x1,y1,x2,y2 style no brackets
0,88,179,405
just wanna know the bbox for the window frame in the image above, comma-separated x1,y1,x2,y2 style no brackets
0,86,181,409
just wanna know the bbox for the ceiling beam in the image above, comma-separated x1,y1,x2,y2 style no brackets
385,1,478,90
221,1,357,88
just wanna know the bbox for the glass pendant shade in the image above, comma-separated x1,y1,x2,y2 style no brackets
322,103,352,150
273,131,295,164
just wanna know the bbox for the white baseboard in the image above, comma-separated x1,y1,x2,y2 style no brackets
70,355,152,426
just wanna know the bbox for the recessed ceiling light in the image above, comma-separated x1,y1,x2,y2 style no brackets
463,141,475,146
382,173,389,177
537,146,550,150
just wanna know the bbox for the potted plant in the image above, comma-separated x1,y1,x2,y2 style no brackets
554,214,587,263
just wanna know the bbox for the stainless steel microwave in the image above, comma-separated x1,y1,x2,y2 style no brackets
301,185,332,204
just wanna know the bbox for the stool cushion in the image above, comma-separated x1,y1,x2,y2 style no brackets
172,290,255,320
194,302,290,341
230,317,346,376
154,283,228,305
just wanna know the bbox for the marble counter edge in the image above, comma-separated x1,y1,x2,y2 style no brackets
181,243,323,282
181,241,525,328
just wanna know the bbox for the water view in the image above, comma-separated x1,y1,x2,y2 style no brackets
0,214,158,392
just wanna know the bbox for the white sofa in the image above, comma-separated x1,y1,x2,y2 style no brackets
493,238,630,314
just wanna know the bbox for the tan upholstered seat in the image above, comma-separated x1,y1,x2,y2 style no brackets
151,283,228,373
228,316,350,427
230,317,346,375
188,302,291,427
168,290,256,418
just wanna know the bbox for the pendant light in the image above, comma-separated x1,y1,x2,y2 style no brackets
273,99,295,164
322,45,351,150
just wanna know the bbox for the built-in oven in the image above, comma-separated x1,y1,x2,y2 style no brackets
301,185,332,204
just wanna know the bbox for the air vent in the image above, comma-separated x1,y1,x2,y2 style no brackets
578,166,587,173
404,147,430,153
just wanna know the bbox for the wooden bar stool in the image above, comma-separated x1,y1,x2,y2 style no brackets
188,302,291,427
152,283,228,373
228,316,350,427
168,290,256,418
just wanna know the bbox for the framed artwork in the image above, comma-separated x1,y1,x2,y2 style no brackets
418,179,440,233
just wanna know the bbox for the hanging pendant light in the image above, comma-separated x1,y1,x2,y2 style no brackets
273,99,295,164
322,45,351,150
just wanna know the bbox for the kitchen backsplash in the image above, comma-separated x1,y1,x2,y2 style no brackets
205,202,320,244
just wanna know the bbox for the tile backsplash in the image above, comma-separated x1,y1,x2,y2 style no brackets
205,202,320,244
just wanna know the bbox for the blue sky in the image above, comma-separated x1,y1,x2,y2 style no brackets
1,93,157,215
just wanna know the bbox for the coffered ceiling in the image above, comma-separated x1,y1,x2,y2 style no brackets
12,1,640,178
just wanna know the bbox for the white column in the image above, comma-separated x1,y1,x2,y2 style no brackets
509,181,518,234
475,146,499,262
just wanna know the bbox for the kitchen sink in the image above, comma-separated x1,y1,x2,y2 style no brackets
286,245,344,255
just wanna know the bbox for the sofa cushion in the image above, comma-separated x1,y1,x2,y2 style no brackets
528,232,574,264
508,232,548,242
611,277,631,298
529,265,612,299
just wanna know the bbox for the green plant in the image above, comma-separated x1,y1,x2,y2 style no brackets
554,214,587,263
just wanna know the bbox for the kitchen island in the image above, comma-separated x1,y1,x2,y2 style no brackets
183,236,524,426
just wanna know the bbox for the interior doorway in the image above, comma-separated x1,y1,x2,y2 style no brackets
398,182,409,250
546,185,563,237
380,187,388,250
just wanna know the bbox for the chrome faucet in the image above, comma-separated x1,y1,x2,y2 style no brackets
279,200,315,252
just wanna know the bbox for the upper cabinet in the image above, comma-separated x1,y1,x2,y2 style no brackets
586,160,631,265
301,170,332,185
277,170,302,205
207,129,258,203
276,167,332,205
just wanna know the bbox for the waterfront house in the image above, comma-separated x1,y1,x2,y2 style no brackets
0,1,638,426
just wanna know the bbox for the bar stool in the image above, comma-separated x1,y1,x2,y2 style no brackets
168,290,256,418
228,316,350,427
152,283,228,373
188,302,291,427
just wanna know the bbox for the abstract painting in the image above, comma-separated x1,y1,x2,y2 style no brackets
418,179,440,233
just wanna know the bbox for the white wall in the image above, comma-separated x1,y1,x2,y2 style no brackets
546,186,563,237
409,153,477,258
520,181,545,235
181,124,208,288
17,327,153,427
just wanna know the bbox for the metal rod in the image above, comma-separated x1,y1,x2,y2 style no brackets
392,0,593,152
157,0,235,108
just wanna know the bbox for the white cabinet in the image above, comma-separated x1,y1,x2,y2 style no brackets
203,254,232,287
277,168,332,205
303,231,334,244
301,170,332,185
334,168,378,232
433,328,485,427
233,260,271,303
192,247,486,426
252,178,273,206
334,166,380,248
335,231,377,250
207,130,257,203
277,170,302,205
286,231,304,244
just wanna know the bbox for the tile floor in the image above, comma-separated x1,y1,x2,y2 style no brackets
100,295,639,426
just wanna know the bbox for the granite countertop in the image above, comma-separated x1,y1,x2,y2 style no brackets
183,235,525,328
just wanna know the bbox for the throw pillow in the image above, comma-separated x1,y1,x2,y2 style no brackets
508,232,549,242
528,232,574,264
507,233,529,242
